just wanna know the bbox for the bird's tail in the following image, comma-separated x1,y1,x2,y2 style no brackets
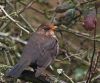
6,63,25,78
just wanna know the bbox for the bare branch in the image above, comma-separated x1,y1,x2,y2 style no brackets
0,6,30,34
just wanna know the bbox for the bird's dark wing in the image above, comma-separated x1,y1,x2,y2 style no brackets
35,36,59,77
6,32,41,78
19,33,41,64
36,36,59,67
6,32,59,78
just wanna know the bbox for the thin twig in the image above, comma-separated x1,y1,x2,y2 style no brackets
0,20,11,31
63,72,74,83
18,0,35,14
86,30,96,83
5,0,35,32
0,64,11,68
4,51,10,65
7,51,15,65
0,32,27,45
86,3,97,83
0,6,30,34
19,1,45,15
19,14,35,32
93,51,100,73
69,53,100,72
61,25,100,42
9,36,27,45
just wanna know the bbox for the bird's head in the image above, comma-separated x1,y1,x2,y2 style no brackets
37,23,57,31
36,23,57,36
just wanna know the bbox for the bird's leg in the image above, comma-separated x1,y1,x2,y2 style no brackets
45,73,50,80
35,67,45,77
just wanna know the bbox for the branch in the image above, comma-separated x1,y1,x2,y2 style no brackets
18,0,35,14
60,25,100,42
19,70,50,83
19,1,45,15
5,0,35,32
63,72,74,83
0,32,27,45
0,6,30,34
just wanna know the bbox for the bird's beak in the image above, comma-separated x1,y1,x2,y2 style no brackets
51,25,57,31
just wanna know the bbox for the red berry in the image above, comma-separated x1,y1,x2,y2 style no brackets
83,13,96,31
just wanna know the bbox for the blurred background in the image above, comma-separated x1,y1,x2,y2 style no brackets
0,0,100,83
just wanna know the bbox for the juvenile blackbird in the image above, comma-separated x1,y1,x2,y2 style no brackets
6,23,59,78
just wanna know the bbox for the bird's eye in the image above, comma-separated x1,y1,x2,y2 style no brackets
43,26,50,31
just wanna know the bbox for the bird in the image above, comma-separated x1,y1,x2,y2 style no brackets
6,23,59,78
